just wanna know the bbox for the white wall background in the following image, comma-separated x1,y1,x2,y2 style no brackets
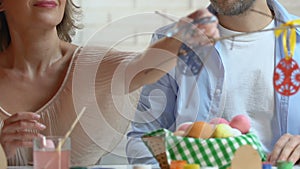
71,0,300,165
73,0,211,48
73,0,300,48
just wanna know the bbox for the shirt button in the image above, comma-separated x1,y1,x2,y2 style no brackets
215,89,221,94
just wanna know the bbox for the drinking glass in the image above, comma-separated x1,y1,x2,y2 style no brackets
33,136,71,169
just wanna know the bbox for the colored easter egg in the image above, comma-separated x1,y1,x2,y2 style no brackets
176,122,193,132
210,118,230,125
187,121,214,139
229,115,251,134
212,124,234,138
231,128,242,137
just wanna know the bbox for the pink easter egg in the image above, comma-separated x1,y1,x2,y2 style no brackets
210,118,229,125
229,115,251,134
176,122,193,132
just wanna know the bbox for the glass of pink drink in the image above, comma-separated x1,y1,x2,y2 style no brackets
34,136,71,169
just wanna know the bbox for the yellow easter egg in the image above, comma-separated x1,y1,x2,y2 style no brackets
213,124,234,138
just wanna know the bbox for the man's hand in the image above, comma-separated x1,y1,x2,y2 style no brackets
269,133,300,165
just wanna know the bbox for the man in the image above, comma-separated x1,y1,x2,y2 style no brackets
126,0,300,165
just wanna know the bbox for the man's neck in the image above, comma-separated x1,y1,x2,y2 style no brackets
217,0,273,32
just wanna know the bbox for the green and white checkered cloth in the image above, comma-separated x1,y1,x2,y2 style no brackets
143,129,267,169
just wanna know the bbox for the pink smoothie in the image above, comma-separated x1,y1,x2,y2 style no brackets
34,150,70,169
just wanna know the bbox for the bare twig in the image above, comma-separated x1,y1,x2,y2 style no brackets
213,25,300,43
156,9,300,44
250,8,285,24
155,11,177,22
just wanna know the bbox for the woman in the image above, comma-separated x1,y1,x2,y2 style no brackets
0,0,218,166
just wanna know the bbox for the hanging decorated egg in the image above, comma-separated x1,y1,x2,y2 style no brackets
273,57,300,96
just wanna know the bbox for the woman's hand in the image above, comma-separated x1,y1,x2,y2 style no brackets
127,9,219,92
0,112,46,159
269,133,300,165
173,8,219,45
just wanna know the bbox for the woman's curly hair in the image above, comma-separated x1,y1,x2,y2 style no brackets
0,0,82,52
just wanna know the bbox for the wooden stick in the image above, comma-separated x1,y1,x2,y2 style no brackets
57,106,87,151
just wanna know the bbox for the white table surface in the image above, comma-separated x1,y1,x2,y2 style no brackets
6,165,300,169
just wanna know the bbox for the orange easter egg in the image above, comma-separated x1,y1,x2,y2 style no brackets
187,121,214,139
170,160,187,169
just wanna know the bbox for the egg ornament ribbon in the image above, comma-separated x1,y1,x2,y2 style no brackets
273,20,300,96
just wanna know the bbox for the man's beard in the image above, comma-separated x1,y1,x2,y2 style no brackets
210,0,256,16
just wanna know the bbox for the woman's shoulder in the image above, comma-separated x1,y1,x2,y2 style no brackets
73,45,138,63
75,45,118,55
